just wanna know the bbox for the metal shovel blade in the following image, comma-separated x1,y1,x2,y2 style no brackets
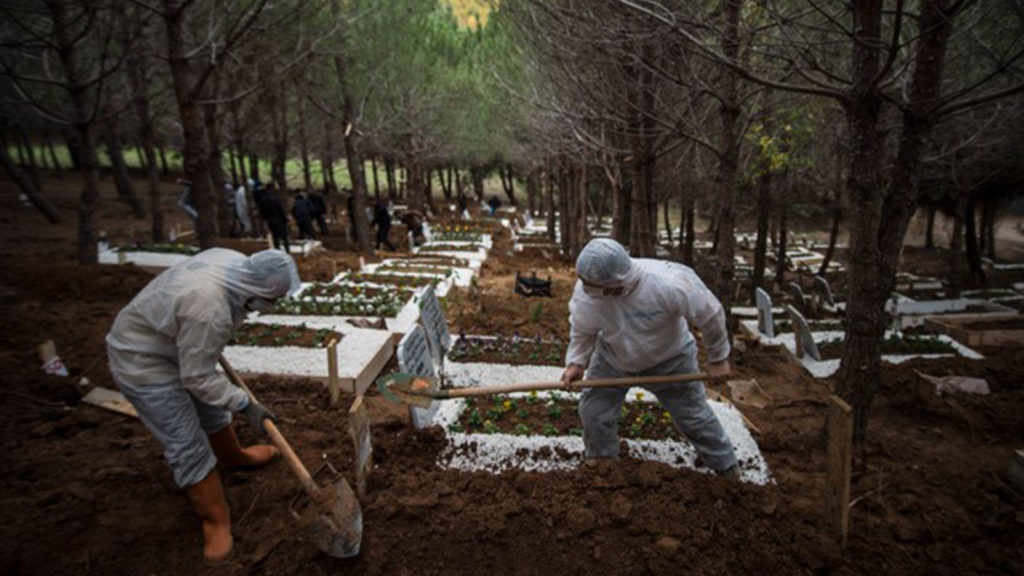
375,373,438,408
306,479,363,558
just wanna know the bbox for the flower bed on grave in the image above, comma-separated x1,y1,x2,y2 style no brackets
419,243,486,253
375,262,455,276
303,282,411,299
448,335,567,366
766,319,843,335
449,392,680,440
116,242,200,255
410,254,472,267
346,272,443,289
432,231,484,243
817,334,957,360
433,223,489,235
271,290,407,317
230,322,340,348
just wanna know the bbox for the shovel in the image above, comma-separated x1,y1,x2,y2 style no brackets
219,357,363,558
376,371,710,408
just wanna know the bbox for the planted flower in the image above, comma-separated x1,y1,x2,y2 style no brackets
448,335,567,367
230,323,342,348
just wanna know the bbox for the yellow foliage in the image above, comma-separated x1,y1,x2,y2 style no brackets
446,0,492,29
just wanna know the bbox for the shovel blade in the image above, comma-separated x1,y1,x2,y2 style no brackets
307,479,363,558
375,373,439,408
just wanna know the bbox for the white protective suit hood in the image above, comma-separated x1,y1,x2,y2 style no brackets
106,248,301,411
576,238,643,294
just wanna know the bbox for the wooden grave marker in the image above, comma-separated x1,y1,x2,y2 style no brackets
348,395,372,498
326,337,341,405
826,395,853,548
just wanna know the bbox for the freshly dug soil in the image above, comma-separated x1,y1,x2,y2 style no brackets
2,172,1023,576
448,335,567,366
455,394,679,440
818,335,957,359
230,323,341,348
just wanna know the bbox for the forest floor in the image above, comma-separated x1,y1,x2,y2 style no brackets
1,172,1023,575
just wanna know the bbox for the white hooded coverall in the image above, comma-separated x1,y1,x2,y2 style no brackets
567,239,737,471
106,248,300,487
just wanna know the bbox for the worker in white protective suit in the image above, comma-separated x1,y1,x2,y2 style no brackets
561,238,739,478
106,248,301,565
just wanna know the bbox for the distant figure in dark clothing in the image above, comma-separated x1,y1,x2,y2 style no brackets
257,188,290,253
308,191,329,236
399,209,427,247
372,199,396,251
487,195,501,216
291,192,317,240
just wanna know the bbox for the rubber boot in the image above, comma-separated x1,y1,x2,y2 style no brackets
184,470,233,566
208,425,280,468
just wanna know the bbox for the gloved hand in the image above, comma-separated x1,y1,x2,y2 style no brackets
241,401,277,436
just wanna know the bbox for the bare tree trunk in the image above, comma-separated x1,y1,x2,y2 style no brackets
964,195,986,284
0,132,61,223
371,157,380,198
104,121,146,219
774,204,788,289
838,0,955,443
502,164,518,207
385,156,395,197
331,0,373,254
714,0,741,320
471,166,485,201
44,132,62,171
947,193,966,297
438,166,451,201
751,170,772,292
163,0,218,247
544,166,556,243
982,198,997,260
202,80,231,236
49,1,101,262
818,186,842,276
159,147,169,175
15,125,42,191
683,193,696,265
924,204,936,249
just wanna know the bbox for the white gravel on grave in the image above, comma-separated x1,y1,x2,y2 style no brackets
779,330,985,379
432,361,771,485
98,249,192,269
223,327,392,380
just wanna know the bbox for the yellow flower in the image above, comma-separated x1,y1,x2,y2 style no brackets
502,400,511,411
529,390,538,399
636,392,645,401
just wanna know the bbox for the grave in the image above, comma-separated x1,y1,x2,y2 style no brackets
923,313,1024,347
755,287,774,338
787,282,807,310
784,304,821,361
397,325,442,430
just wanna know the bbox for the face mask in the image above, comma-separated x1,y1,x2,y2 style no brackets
245,297,276,313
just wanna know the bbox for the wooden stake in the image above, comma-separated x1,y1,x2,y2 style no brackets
331,259,338,280
348,395,372,499
826,395,853,548
327,337,340,406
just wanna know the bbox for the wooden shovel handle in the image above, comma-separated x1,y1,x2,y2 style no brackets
219,357,320,498
441,372,710,399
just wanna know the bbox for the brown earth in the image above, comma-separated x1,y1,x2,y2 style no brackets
230,323,341,348
1,171,1022,575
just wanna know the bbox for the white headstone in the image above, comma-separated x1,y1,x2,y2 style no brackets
787,282,807,309
813,275,835,307
396,325,439,429
755,287,774,338
784,304,821,361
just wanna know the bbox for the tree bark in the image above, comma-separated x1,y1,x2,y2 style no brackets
371,157,380,198
15,125,42,191
471,166,485,201
0,132,61,223
714,0,742,320
331,0,372,254
774,204,788,289
104,121,146,219
683,193,695,265
947,193,966,297
924,204,936,249
751,170,772,292
163,0,218,247
44,132,62,171
818,186,842,276
964,195,986,284
158,147,169,175
544,166,556,243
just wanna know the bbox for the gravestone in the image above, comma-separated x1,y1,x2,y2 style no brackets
418,285,452,369
787,282,807,310
396,325,439,429
785,304,821,361
814,275,836,307
755,287,774,338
